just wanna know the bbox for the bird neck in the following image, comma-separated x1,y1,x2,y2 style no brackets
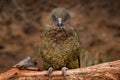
44,26,74,43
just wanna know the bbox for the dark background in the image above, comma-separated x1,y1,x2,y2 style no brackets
0,0,120,73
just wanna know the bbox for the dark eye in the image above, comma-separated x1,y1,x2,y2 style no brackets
51,15,57,21
63,14,70,22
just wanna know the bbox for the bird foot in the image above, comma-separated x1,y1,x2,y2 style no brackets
61,67,68,77
13,56,39,70
46,67,54,76
46,67,68,77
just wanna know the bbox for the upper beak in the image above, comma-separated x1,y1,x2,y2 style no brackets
57,18,63,27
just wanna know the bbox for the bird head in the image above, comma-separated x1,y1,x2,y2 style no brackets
51,8,71,29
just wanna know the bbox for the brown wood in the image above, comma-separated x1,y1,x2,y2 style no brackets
0,60,120,80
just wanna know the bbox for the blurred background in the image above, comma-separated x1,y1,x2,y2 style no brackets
0,0,120,73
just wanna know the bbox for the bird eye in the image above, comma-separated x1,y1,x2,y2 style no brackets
63,15,70,22
51,15,57,21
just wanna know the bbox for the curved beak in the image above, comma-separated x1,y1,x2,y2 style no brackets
57,18,63,28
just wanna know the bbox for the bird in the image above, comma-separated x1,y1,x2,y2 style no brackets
38,8,81,76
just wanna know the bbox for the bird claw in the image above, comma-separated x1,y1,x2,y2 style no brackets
46,67,68,77
46,67,54,76
61,67,68,77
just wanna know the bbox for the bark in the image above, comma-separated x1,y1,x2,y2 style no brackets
0,60,120,80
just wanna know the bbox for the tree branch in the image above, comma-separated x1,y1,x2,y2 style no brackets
0,60,120,80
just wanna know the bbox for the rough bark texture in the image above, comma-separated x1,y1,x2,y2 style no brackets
0,60,120,80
